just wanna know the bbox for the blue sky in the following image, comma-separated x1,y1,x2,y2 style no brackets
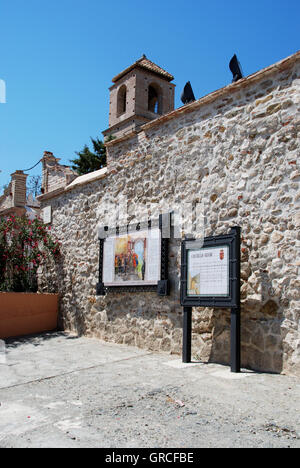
0,0,299,188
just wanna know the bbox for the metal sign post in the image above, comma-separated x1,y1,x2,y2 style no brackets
230,306,241,373
180,227,241,373
182,306,192,363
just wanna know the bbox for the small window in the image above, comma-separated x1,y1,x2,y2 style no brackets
117,85,127,116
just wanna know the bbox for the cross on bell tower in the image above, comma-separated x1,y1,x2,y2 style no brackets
103,55,175,140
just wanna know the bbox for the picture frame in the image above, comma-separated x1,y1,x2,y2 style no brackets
96,214,170,296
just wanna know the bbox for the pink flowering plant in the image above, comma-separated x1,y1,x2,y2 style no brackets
0,215,60,292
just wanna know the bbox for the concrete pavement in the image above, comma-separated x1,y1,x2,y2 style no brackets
0,332,299,448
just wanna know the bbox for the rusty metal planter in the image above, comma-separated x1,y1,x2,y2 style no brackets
0,292,59,339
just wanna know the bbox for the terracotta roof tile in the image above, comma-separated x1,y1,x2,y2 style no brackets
112,55,174,82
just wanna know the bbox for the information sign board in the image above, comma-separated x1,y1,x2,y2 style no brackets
181,227,240,309
187,245,229,297
180,227,241,372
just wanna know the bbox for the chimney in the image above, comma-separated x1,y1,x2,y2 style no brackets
40,150,77,194
11,170,28,207
41,151,59,194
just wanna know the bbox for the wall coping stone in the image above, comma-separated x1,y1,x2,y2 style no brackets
37,167,108,201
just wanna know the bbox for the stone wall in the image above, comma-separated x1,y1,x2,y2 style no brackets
0,185,13,212
39,52,300,376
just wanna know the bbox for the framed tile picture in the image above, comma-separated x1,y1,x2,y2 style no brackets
96,214,170,296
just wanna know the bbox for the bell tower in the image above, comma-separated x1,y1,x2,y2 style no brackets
103,55,175,140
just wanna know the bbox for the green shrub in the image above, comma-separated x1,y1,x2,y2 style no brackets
0,215,60,292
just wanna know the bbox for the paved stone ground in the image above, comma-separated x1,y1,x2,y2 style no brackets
0,332,299,448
